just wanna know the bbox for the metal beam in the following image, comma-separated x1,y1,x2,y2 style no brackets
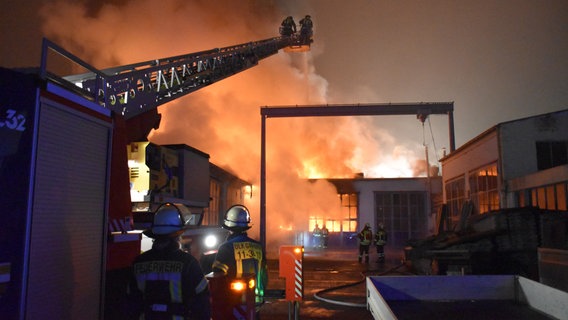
261,102,453,118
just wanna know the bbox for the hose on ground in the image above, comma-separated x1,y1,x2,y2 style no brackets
313,262,408,308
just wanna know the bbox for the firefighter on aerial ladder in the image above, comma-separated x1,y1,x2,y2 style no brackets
299,14,313,42
280,16,297,36
128,203,211,320
212,205,268,304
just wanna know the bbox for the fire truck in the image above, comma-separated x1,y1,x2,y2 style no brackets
0,26,312,319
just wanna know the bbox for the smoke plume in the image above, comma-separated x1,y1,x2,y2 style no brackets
40,0,426,254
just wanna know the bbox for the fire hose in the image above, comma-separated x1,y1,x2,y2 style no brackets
313,262,409,308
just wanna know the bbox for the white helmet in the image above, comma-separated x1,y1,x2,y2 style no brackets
144,203,187,238
223,205,251,231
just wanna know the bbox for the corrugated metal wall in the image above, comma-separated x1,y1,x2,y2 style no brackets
25,98,111,319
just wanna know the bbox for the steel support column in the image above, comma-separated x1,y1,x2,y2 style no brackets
260,114,267,248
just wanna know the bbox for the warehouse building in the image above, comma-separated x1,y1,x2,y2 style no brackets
441,108,568,225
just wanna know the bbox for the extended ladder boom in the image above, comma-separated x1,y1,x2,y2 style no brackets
43,34,311,119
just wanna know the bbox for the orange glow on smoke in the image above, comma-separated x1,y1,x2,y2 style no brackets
279,225,294,231
39,0,437,257
300,160,326,179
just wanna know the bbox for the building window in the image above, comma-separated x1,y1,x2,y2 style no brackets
518,189,528,207
339,193,358,232
374,191,427,247
326,219,339,233
536,141,568,170
445,176,465,222
546,185,556,209
341,219,357,233
309,217,325,233
557,183,567,210
310,193,357,233
525,182,568,210
469,164,499,214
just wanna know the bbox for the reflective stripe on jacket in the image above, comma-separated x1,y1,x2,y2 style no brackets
131,241,210,320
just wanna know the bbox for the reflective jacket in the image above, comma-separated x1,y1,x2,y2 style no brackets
313,226,322,237
130,241,211,320
358,227,373,246
212,232,268,297
375,228,388,246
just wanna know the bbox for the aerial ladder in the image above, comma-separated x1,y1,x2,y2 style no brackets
0,27,311,319
63,35,307,117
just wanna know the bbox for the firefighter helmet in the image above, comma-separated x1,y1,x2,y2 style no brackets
144,203,187,238
223,204,252,231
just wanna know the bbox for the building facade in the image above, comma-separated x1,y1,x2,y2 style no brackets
355,177,443,249
207,163,251,225
441,109,568,227
321,177,442,251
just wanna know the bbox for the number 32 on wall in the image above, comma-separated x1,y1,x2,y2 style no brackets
0,109,26,132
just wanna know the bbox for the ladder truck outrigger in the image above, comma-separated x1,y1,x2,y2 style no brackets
0,25,312,319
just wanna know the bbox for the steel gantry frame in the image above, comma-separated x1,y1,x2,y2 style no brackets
258,102,455,247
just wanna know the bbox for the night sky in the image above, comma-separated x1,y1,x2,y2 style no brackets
2,0,567,146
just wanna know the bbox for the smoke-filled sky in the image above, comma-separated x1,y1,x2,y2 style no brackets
2,0,567,244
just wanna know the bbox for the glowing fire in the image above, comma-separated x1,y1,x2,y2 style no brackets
279,225,294,231
299,160,327,179
301,156,421,179
366,162,414,178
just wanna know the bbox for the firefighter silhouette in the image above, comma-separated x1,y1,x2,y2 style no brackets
280,16,296,36
299,14,313,41
212,205,268,300
130,203,211,319
374,223,388,263
357,223,373,263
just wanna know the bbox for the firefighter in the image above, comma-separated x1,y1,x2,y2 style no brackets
299,14,313,41
374,223,388,263
280,16,296,36
312,223,322,248
212,205,268,300
128,203,211,320
357,222,373,263
321,224,329,248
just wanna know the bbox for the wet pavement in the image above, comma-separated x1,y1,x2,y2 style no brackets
259,247,408,319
